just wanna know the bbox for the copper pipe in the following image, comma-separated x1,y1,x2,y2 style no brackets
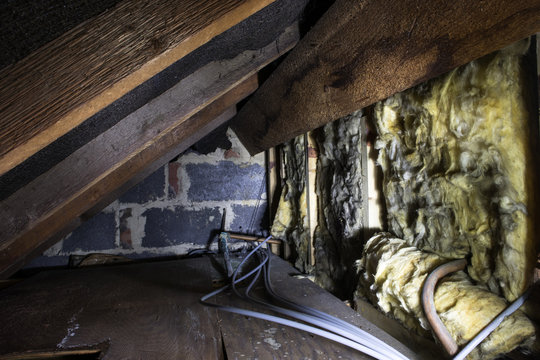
228,233,282,245
421,259,467,355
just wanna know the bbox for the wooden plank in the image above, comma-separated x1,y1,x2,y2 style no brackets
0,258,224,359
0,0,275,176
232,0,540,155
0,349,101,360
265,148,281,255
306,132,318,266
0,255,433,359
0,24,300,279
217,255,423,359
83,105,238,220
0,0,307,202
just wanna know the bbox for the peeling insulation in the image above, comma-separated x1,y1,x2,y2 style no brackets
356,233,535,360
374,40,535,301
313,111,365,296
271,135,311,272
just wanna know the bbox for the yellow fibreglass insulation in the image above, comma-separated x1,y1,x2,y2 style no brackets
356,233,534,360
271,38,536,358
374,40,535,301
271,135,311,272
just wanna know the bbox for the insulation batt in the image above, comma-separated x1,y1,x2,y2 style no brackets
356,233,535,360
271,135,311,272
374,40,535,301
271,112,367,296
313,111,365,296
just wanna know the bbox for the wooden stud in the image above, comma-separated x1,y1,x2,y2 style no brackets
306,132,318,266
265,147,281,255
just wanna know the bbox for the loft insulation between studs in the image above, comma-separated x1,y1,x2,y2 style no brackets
313,111,365,296
355,233,535,360
271,113,366,294
271,135,311,273
374,39,535,301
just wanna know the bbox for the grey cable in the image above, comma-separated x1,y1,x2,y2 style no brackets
201,236,409,360
260,247,407,360
453,288,532,360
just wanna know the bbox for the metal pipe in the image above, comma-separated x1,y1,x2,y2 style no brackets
228,232,281,245
421,259,467,355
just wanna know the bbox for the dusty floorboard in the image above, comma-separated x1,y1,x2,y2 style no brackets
0,255,426,359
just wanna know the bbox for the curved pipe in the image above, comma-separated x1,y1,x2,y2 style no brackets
421,259,467,355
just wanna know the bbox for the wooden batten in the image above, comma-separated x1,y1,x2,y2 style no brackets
0,23,300,278
0,0,275,176
232,0,540,155
305,132,318,266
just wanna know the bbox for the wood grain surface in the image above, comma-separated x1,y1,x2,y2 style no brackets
0,255,424,359
232,0,540,154
0,258,224,359
0,0,275,176
0,24,300,279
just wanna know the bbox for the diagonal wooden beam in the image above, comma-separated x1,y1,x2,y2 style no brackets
0,24,300,278
0,0,275,176
232,0,540,155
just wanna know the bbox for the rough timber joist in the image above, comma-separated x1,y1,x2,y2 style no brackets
232,0,540,155
0,0,275,176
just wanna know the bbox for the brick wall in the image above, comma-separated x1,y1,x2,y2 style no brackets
27,128,268,268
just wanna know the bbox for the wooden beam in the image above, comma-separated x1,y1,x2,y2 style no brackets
0,0,275,176
232,0,540,155
0,24,300,278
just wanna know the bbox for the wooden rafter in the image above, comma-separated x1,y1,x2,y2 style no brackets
0,0,275,176
0,24,300,278
232,0,540,155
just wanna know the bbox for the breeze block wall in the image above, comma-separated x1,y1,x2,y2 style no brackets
28,128,268,268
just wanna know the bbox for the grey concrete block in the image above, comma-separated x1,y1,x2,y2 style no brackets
119,167,165,204
229,204,268,236
24,255,69,269
62,212,117,252
142,207,222,247
186,161,265,201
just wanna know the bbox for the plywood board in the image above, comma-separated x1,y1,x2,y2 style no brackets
0,254,437,359
217,255,423,359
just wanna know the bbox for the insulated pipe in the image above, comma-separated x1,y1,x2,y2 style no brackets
421,259,467,355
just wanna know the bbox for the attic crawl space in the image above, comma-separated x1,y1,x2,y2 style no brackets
270,38,539,358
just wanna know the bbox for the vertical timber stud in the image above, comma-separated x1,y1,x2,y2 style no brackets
365,118,383,236
536,33,540,283
306,132,318,267
266,147,280,255
279,146,292,260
